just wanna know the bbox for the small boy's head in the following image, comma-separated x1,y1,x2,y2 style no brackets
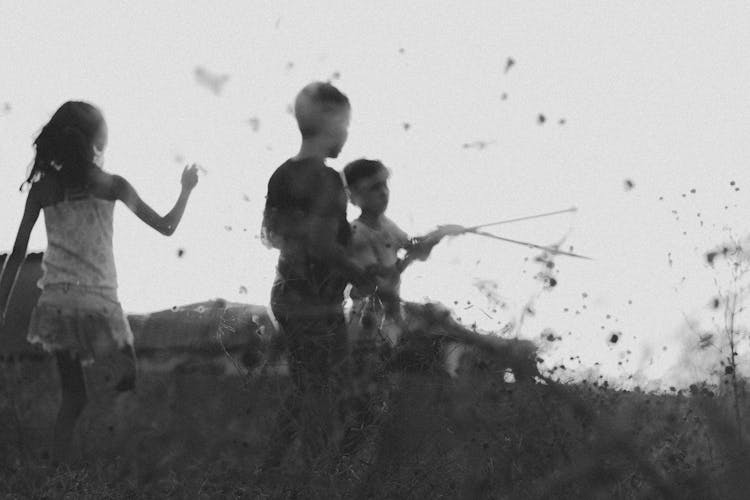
294,82,351,158
344,159,390,216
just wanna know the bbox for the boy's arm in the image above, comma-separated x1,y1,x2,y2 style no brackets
261,169,285,250
307,170,372,291
0,188,41,327
397,224,466,273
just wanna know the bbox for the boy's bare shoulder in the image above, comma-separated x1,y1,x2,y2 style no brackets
382,216,410,242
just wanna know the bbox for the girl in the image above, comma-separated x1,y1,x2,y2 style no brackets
0,101,199,461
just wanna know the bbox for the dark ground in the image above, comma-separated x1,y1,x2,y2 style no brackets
2,355,750,499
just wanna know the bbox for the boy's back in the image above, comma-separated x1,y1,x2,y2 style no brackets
264,157,351,304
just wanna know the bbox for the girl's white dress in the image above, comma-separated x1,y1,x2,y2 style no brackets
26,189,135,386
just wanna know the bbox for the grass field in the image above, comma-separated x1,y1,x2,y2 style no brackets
2,355,750,500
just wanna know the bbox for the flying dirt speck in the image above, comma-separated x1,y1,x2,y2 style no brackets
239,286,248,294
462,140,494,150
398,47,405,54
558,118,566,125
285,61,294,70
194,66,230,95
706,251,717,264
402,122,411,131
242,194,251,202
224,225,233,232
504,57,515,74
247,117,260,132
0,102,10,115
537,114,546,125
177,248,185,258
609,333,619,344
624,179,635,191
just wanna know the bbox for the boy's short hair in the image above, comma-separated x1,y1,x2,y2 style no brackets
294,82,350,138
343,158,388,189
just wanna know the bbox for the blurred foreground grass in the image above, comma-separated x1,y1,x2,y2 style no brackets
2,357,750,499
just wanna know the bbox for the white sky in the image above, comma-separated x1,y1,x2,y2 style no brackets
2,1,750,389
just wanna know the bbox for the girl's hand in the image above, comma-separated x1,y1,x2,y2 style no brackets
181,164,200,191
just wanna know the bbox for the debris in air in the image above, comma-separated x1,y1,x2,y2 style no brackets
247,117,260,132
194,66,230,95
462,140,494,150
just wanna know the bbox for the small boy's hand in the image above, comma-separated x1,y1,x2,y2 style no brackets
181,164,200,191
407,237,439,262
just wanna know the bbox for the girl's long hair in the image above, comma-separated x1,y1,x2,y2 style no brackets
21,101,104,191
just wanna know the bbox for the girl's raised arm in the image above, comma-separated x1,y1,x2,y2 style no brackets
0,188,41,325
112,165,199,236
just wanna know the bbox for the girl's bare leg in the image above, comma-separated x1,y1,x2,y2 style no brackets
53,351,87,462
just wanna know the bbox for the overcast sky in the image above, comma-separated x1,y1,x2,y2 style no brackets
3,1,750,389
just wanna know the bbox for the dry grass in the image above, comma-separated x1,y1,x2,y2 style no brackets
1,355,749,499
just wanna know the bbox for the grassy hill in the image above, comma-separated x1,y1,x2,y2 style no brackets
3,253,750,498
1,355,749,499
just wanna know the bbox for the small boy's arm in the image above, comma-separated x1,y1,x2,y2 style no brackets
398,224,467,272
0,189,41,325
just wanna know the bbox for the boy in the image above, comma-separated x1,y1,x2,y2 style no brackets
259,82,372,469
343,158,458,344
339,158,458,454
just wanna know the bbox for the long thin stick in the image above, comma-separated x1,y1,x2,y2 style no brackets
469,229,593,260
466,206,578,232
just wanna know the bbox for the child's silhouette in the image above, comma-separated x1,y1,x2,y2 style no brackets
260,82,373,470
0,101,199,462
